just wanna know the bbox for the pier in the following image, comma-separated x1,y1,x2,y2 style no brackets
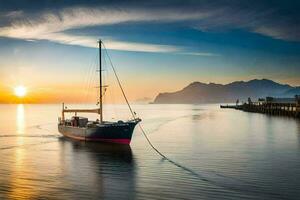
221,95,300,118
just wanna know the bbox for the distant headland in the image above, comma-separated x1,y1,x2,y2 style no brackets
153,79,300,104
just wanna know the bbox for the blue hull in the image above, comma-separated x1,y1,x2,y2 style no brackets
58,121,139,144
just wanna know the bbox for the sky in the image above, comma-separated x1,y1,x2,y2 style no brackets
0,0,300,103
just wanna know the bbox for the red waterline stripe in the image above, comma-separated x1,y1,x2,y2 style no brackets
62,133,131,144
86,138,131,144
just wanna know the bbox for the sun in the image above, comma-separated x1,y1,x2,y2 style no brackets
14,86,27,97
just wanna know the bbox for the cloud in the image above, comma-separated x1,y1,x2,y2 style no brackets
180,52,220,57
190,2,300,42
253,24,300,42
28,32,180,53
0,1,299,54
0,6,211,53
5,10,24,18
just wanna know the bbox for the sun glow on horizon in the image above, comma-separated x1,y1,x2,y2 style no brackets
14,86,27,98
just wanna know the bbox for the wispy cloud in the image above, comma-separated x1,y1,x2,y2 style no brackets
38,32,180,53
0,2,298,54
190,3,300,42
0,6,211,53
180,52,221,57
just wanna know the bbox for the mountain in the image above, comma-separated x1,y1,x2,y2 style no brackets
283,87,300,96
153,79,299,104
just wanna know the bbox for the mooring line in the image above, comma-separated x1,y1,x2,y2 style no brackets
138,123,282,198
102,42,280,197
138,123,209,181
105,43,228,185
104,44,205,179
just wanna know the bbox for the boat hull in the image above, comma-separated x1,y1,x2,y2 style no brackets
58,121,138,144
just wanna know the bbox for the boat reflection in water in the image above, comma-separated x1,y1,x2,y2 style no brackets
58,138,136,199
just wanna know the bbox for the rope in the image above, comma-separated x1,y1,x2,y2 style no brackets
102,43,135,118
102,43,208,180
138,124,167,158
138,123,211,180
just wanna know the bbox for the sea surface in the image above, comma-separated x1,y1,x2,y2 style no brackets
0,104,300,200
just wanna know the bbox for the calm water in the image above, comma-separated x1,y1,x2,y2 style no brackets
0,104,300,199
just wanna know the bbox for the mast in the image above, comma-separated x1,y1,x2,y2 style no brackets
99,40,103,123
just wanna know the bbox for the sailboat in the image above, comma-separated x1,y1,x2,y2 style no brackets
58,40,141,144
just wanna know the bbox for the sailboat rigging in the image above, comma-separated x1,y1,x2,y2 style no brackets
58,40,141,144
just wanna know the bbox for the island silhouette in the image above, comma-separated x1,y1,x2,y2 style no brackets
153,79,300,104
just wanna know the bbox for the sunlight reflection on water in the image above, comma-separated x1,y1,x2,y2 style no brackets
16,104,25,135
0,104,299,199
